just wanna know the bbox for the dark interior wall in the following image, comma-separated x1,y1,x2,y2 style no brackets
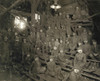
92,16,100,43
87,0,100,43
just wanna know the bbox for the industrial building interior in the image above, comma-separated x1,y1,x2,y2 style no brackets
0,0,100,81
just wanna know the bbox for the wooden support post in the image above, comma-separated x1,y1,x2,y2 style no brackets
30,0,40,24
30,0,35,25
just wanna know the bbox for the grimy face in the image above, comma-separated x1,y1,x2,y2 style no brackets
78,43,82,46
78,26,82,28
84,40,88,43
60,50,63,53
89,32,92,35
76,7,79,10
40,29,43,32
78,49,83,53
56,39,58,41
93,41,97,45
60,40,63,43
48,26,51,29
73,33,76,36
50,58,53,62
66,15,70,18
74,69,79,73
35,57,39,61
59,13,62,16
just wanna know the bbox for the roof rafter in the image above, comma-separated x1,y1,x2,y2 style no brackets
0,0,25,16
0,4,31,17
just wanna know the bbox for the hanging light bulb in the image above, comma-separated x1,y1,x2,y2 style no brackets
14,16,20,25
18,21,26,30
14,16,27,31
50,0,61,11
35,13,40,22
35,13,38,20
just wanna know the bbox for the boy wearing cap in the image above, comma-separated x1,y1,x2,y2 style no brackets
69,47,86,81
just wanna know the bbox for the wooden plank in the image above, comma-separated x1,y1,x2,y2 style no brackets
62,67,100,81
71,20,92,23
65,54,100,63
15,67,39,81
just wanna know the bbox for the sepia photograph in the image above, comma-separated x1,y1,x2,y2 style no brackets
0,0,100,81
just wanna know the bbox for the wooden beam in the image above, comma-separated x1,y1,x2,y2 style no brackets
10,9,31,17
0,0,25,16
0,4,31,17
0,5,6,11
87,12,100,19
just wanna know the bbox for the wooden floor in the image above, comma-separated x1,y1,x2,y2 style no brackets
0,65,22,81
